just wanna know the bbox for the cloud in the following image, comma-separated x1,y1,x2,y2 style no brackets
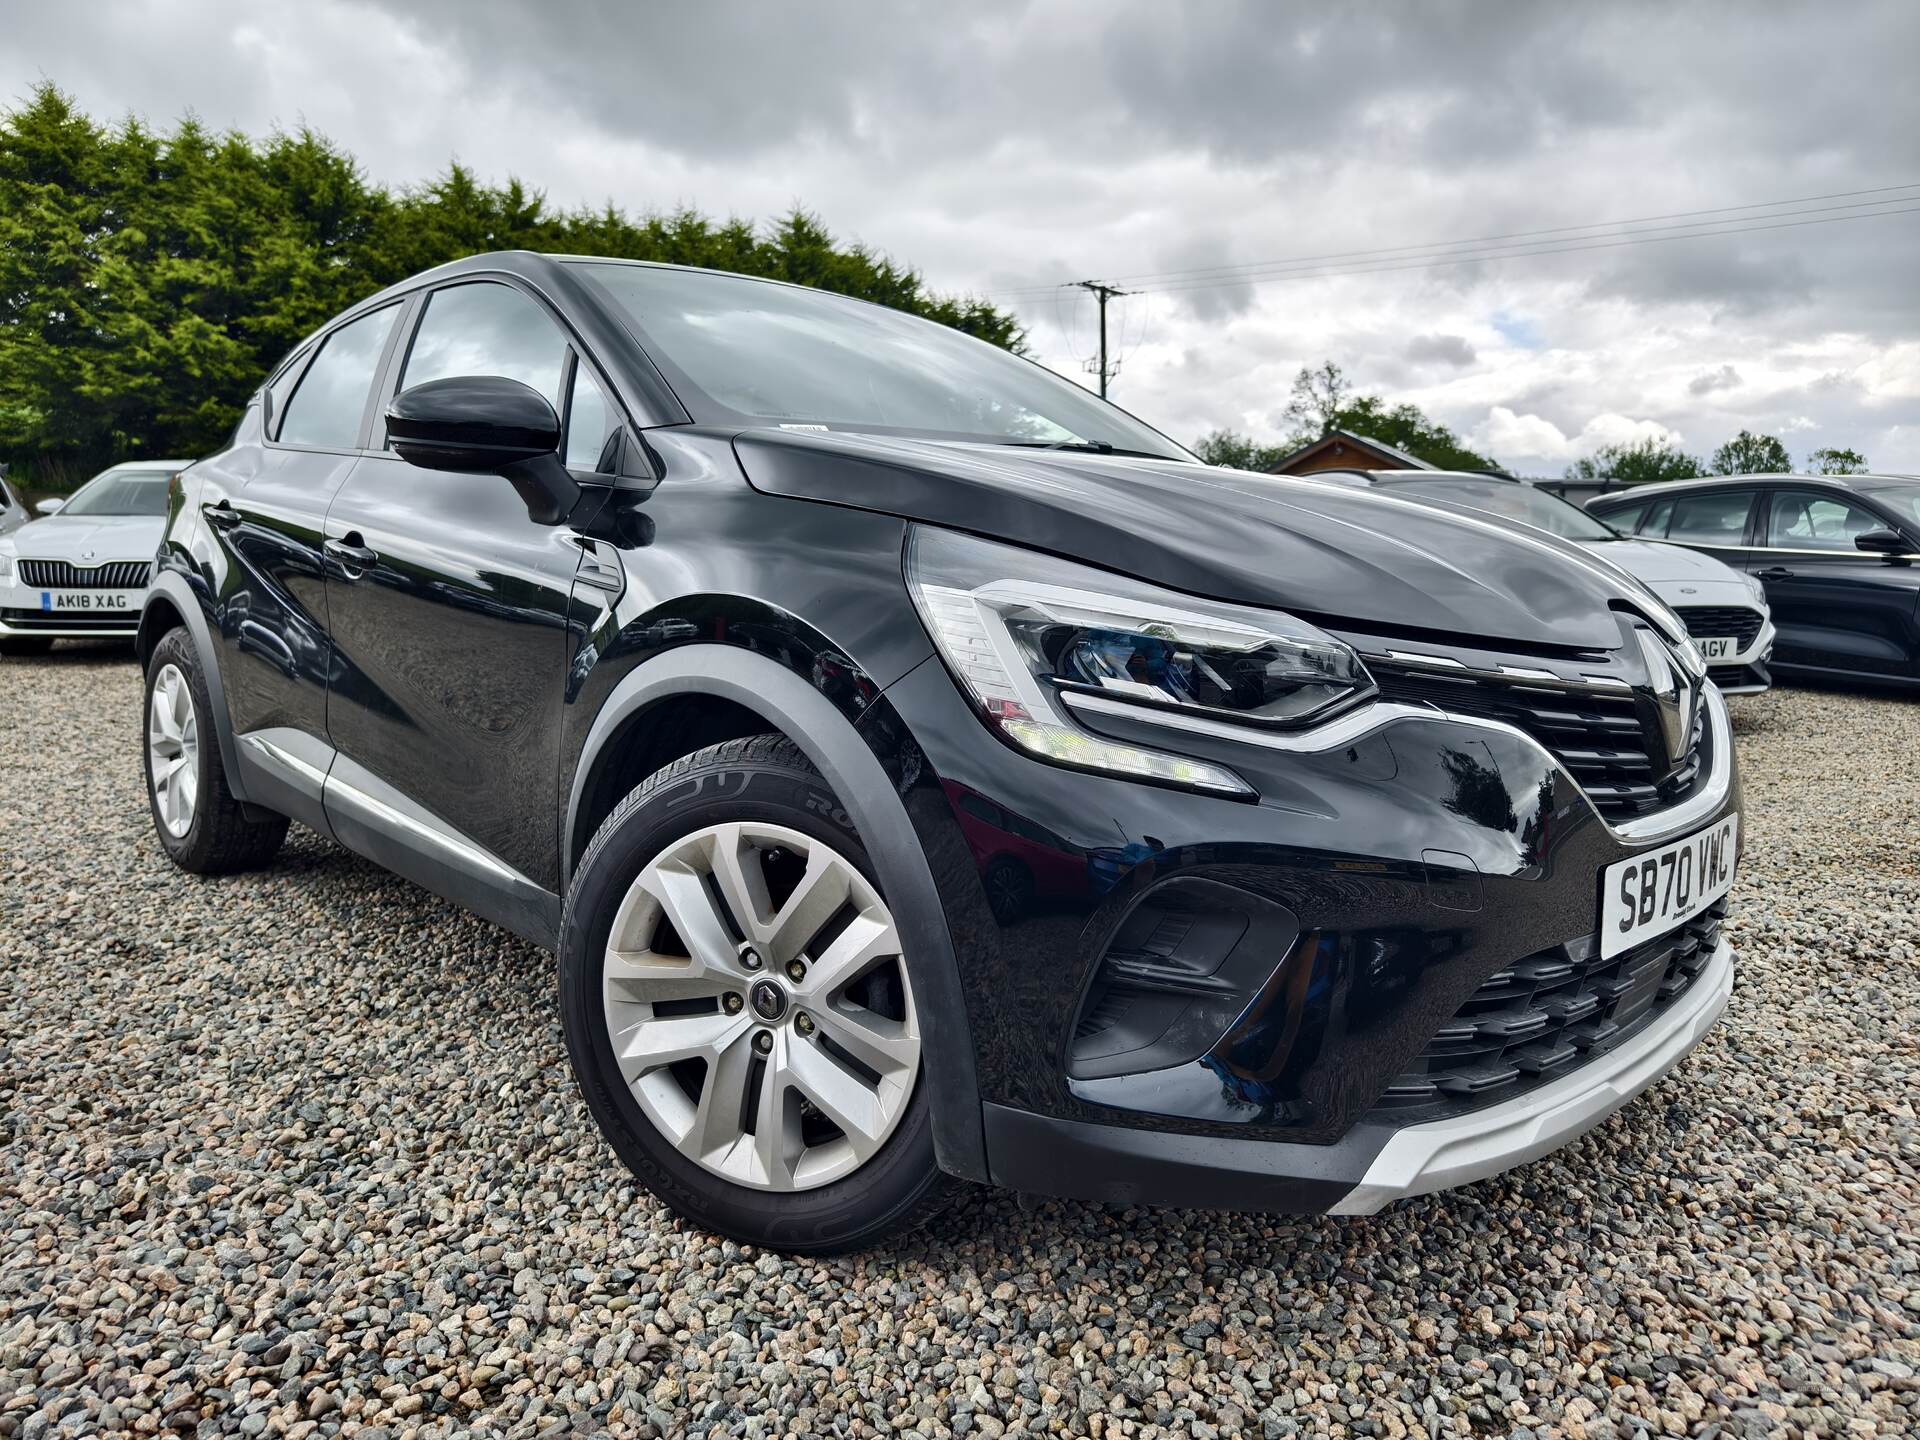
4,1,1919,475
1405,333,1478,368
1471,407,1687,473
1688,365,1742,396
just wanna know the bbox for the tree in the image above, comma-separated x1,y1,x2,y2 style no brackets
1326,394,1498,472
1281,361,1353,439
1710,429,1792,475
1564,438,1703,486
1192,429,1291,472
0,83,1025,481
1806,445,1868,475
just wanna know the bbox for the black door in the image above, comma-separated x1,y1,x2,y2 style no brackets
202,300,405,818
319,279,618,935
1748,486,1920,682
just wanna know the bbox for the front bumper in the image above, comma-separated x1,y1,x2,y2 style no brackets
873,647,1743,1213
0,580,145,639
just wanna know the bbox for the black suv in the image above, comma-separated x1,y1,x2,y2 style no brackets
139,253,1742,1251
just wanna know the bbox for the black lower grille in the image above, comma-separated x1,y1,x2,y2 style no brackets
1371,663,1703,820
1374,901,1727,1116
0,608,138,631
17,558,151,589
1674,605,1763,650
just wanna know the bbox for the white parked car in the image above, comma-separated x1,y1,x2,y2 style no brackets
1303,469,1774,693
0,460,189,656
0,467,28,538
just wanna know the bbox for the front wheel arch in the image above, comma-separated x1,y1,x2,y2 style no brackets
563,645,988,1184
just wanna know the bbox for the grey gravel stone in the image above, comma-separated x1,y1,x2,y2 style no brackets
2,649,1918,1437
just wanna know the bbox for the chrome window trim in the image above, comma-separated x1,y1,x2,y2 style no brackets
1749,544,1920,560
1060,683,1734,846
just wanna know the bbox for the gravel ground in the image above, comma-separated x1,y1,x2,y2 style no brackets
1,645,1916,1440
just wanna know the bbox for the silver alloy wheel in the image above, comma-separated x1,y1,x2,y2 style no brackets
147,662,200,839
602,821,921,1192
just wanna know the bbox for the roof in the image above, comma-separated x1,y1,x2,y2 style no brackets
1585,472,1884,506
1267,429,1437,475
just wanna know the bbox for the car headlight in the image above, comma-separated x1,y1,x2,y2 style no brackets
1744,573,1768,604
906,527,1375,795
0,552,12,580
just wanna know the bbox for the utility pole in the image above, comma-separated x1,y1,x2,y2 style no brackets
1072,280,1131,398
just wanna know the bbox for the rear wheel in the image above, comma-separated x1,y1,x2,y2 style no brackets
144,628,288,874
559,735,951,1252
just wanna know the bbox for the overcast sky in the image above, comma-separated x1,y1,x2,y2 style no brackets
7,0,1919,472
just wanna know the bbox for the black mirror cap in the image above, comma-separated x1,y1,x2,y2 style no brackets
1855,528,1909,556
388,376,561,474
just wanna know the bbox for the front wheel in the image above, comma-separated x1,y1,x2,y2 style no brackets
559,735,952,1253
143,628,289,874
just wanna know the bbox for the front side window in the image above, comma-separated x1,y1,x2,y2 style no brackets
58,469,174,517
400,282,568,413
1765,490,1885,550
574,261,1190,457
1664,490,1754,545
278,304,401,450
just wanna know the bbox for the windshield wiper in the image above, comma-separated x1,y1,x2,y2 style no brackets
997,439,1173,459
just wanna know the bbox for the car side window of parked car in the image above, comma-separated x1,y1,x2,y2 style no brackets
1601,500,1649,532
1764,490,1883,550
1663,490,1755,547
276,304,403,450
399,281,569,414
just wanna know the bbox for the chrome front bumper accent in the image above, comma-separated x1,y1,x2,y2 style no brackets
1064,682,1737,847
1332,933,1733,1215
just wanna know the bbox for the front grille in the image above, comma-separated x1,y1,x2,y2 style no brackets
1708,665,1753,689
17,558,151,589
1674,605,1763,650
1374,901,1727,1116
1,608,138,631
1371,662,1704,820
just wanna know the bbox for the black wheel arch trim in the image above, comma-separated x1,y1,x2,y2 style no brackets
139,571,251,808
563,643,989,1183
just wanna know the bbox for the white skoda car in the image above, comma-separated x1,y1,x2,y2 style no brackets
0,461,188,656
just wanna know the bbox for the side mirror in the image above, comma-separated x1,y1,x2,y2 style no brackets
35,498,64,516
387,376,581,525
1854,529,1910,557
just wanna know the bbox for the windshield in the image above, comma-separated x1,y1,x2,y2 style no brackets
1392,478,1619,540
574,262,1190,458
1858,481,1920,529
59,469,174,518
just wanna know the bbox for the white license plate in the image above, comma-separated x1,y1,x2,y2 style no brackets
39,589,141,613
1600,814,1738,958
1695,636,1736,660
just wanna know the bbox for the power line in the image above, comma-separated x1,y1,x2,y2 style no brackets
992,179,1920,296
1137,201,1920,296
989,200,1919,304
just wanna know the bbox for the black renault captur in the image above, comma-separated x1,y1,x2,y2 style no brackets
138,253,1741,1251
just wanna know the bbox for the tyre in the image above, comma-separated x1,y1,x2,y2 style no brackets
0,637,55,658
559,735,951,1253
144,628,289,874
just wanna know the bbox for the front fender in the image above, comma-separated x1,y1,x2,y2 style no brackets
563,643,988,1184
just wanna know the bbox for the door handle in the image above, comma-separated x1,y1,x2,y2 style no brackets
324,535,379,574
1755,566,1795,582
204,501,240,531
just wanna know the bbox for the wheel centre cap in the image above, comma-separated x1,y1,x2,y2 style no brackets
749,979,788,1022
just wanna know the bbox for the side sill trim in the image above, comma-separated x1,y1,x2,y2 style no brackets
1330,933,1733,1215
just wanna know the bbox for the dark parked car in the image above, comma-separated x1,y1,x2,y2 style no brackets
1589,475,1920,688
138,253,1741,1252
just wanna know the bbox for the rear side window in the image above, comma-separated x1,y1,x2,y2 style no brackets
277,305,401,450
1664,490,1754,545
399,282,568,412
1600,500,1649,532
